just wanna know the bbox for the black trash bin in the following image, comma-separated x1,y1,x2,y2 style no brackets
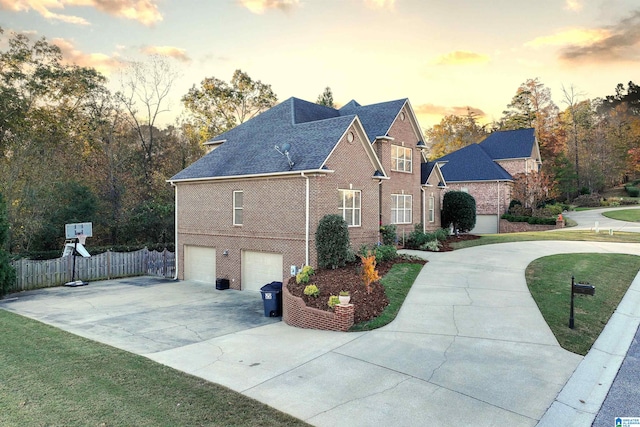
260,281,283,317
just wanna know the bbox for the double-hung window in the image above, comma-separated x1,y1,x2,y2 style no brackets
339,189,361,227
391,194,412,224
233,190,243,225
428,196,435,223
391,145,412,173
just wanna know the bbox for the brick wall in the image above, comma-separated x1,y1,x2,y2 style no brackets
499,219,565,233
283,285,354,331
175,121,383,287
444,181,512,216
377,105,426,239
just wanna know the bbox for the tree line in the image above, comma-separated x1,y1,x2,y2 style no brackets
426,78,640,204
0,29,277,256
1,28,638,259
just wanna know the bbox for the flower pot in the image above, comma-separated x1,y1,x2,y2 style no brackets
339,295,351,305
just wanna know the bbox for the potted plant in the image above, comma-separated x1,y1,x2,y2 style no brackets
339,290,350,305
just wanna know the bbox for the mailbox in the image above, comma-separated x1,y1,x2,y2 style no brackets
573,283,595,296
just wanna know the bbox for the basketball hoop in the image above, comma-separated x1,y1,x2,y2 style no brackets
77,234,87,246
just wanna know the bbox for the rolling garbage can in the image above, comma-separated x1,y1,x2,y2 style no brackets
260,281,283,317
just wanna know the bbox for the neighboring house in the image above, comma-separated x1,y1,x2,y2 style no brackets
433,128,541,233
168,97,443,289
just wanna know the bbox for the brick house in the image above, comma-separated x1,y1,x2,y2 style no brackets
433,128,541,233
168,97,443,290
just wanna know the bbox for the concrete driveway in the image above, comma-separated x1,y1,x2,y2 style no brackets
562,205,640,233
3,237,640,426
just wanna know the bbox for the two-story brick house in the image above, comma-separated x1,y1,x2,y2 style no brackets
169,97,442,290
433,128,541,233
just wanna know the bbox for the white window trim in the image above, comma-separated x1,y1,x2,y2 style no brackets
391,194,412,224
428,196,435,223
391,145,413,173
233,190,243,226
339,189,361,227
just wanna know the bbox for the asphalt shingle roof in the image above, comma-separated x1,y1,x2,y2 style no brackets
436,144,513,182
171,96,408,181
479,128,535,160
339,98,407,143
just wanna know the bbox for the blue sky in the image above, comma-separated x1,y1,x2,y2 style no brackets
1,0,639,128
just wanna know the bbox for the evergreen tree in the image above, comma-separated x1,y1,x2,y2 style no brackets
316,87,335,108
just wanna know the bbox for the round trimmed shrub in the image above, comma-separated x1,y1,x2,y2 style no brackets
441,191,476,233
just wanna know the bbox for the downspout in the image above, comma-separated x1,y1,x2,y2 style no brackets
301,172,310,266
496,180,500,234
171,182,179,280
421,187,426,233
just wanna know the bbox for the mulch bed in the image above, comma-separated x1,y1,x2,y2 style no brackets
286,234,480,323
286,257,425,324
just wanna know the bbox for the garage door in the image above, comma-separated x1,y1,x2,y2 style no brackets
242,251,283,292
184,246,216,283
471,215,498,234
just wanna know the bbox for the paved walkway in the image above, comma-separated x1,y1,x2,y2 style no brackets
1,206,639,426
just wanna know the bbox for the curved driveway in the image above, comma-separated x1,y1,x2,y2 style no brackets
2,206,640,426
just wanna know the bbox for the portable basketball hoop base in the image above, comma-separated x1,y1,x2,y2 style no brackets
63,224,92,287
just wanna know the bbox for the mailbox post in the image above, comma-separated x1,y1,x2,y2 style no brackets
569,275,595,329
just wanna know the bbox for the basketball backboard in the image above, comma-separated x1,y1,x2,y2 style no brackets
65,222,93,239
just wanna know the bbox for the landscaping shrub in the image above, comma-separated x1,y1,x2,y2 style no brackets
316,214,350,269
420,240,441,251
374,245,397,263
510,205,533,217
405,227,449,249
624,185,640,197
327,295,340,309
442,191,476,232
508,199,522,213
573,194,601,207
303,284,320,297
379,224,397,246
406,229,429,249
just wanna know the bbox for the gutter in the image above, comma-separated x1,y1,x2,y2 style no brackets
167,169,334,185
171,182,179,280
301,172,310,266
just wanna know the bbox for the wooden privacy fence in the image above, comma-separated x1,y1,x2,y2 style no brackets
10,248,175,293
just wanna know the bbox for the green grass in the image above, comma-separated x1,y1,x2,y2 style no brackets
0,310,308,427
525,253,640,355
350,262,423,331
450,230,640,250
603,208,640,222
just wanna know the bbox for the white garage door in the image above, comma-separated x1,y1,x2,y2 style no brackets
471,215,499,234
242,251,283,292
184,246,216,283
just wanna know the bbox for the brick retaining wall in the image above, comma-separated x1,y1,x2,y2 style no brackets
283,285,354,331
499,219,565,233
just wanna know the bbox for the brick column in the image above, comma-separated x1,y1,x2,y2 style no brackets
334,304,354,332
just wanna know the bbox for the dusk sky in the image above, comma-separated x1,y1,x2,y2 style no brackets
2,0,639,129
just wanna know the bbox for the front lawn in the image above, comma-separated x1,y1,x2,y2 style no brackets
525,253,640,355
449,230,640,250
602,208,640,222
0,310,308,427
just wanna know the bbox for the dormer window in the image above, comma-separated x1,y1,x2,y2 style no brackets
391,145,412,173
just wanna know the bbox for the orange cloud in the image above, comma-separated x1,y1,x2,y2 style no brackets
558,10,640,63
0,0,162,26
415,103,486,118
525,28,610,48
52,38,122,75
432,50,490,65
238,0,299,14
141,45,191,62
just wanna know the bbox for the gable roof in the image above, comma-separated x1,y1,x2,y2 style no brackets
421,161,446,187
479,128,536,160
170,96,408,182
339,98,407,143
436,144,513,182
